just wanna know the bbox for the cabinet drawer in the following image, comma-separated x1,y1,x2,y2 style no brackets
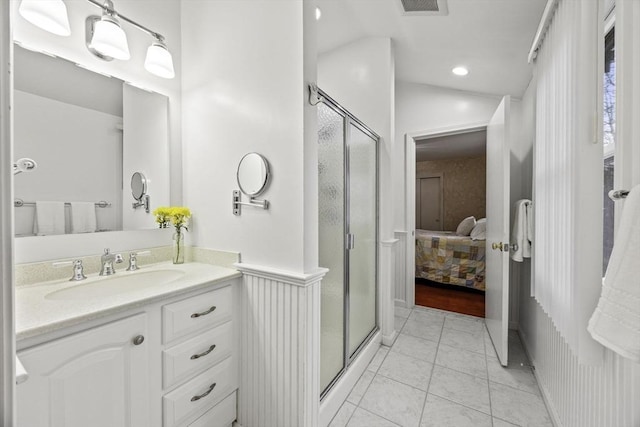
163,285,232,344
163,356,235,427
163,321,233,389
188,391,236,427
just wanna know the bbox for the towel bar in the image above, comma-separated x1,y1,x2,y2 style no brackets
14,199,111,208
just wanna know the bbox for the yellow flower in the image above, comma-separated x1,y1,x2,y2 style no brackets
153,206,191,231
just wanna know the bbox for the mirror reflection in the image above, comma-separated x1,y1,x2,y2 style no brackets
237,153,270,197
13,44,170,237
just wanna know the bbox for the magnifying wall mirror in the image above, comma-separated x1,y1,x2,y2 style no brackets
237,152,270,196
131,172,150,213
233,153,270,216
131,172,147,201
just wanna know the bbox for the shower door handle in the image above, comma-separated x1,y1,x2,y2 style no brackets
346,234,355,250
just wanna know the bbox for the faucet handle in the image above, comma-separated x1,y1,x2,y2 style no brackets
53,259,86,281
126,250,150,271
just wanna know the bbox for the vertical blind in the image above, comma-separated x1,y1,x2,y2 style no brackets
532,0,604,361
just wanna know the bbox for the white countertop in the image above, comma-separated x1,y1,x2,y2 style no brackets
16,262,241,341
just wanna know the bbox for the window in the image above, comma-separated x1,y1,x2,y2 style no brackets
602,28,615,275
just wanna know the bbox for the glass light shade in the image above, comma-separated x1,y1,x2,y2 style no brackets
19,0,71,36
144,42,175,79
90,16,130,60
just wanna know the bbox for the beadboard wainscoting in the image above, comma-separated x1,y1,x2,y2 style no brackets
520,310,640,427
234,263,328,427
393,231,408,306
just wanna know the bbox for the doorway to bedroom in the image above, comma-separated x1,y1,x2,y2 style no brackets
413,128,487,317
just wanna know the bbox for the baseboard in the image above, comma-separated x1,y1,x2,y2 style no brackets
394,299,409,308
382,329,398,346
516,330,563,427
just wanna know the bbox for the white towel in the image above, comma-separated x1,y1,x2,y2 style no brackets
588,184,640,361
70,202,97,234
510,199,532,262
33,201,65,236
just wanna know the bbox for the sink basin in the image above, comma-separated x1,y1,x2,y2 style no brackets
45,269,186,300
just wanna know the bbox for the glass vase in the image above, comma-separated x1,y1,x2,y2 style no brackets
172,230,184,264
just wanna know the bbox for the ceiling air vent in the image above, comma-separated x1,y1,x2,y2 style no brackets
398,0,449,16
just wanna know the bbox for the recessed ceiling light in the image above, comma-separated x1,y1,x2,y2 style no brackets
315,7,322,20
452,66,469,76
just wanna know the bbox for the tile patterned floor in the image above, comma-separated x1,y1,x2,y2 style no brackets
329,306,553,427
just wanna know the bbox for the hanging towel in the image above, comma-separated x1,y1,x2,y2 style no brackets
33,201,65,236
588,184,640,361
510,199,532,262
70,202,97,234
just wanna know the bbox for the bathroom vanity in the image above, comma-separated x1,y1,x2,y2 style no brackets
15,262,241,427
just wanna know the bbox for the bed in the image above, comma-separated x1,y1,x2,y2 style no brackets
415,229,486,291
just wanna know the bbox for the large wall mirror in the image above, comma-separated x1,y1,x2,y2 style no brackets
13,44,170,237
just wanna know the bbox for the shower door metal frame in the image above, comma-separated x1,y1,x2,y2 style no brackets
318,88,380,399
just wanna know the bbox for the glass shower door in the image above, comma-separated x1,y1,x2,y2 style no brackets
318,90,378,397
318,102,346,393
347,123,378,358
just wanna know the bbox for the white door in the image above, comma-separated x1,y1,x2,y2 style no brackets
485,96,511,366
17,314,150,427
417,177,442,230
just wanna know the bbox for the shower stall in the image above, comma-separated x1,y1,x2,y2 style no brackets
317,89,379,397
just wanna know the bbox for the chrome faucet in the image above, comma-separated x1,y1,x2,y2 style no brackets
100,248,123,276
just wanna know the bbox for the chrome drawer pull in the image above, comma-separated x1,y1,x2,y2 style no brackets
191,306,216,318
190,382,216,402
190,344,216,360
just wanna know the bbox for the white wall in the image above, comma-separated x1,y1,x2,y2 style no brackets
181,0,317,273
12,0,182,262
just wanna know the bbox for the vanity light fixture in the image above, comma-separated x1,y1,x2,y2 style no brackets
87,8,130,60
144,38,175,79
452,66,469,76
316,7,322,20
18,0,71,36
18,0,175,79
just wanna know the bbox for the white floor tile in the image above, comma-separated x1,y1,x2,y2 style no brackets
395,306,412,319
359,375,426,427
329,402,357,427
439,327,485,354
489,381,553,427
391,333,438,363
408,309,446,325
486,356,540,395
428,365,491,414
347,407,400,427
434,343,487,379
401,318,443,343
420,394,492,427
347,370,375,405
443,316,486,335
378,350,434,391
395,316,407,332
367,346,389,373
492,418,519,427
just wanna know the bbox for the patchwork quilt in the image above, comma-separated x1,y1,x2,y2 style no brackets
415,230,486,291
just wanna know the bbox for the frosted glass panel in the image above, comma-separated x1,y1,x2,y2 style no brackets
318,103,345,392
347,123,377,357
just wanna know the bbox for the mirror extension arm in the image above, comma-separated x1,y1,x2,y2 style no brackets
232,190,269,216
132,194,150,213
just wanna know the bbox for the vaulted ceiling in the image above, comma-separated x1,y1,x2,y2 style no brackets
316,0,547,97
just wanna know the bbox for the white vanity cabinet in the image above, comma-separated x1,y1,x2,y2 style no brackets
17,314,150,427
16,277,240,427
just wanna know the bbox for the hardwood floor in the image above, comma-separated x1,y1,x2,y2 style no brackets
415,279,485,318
